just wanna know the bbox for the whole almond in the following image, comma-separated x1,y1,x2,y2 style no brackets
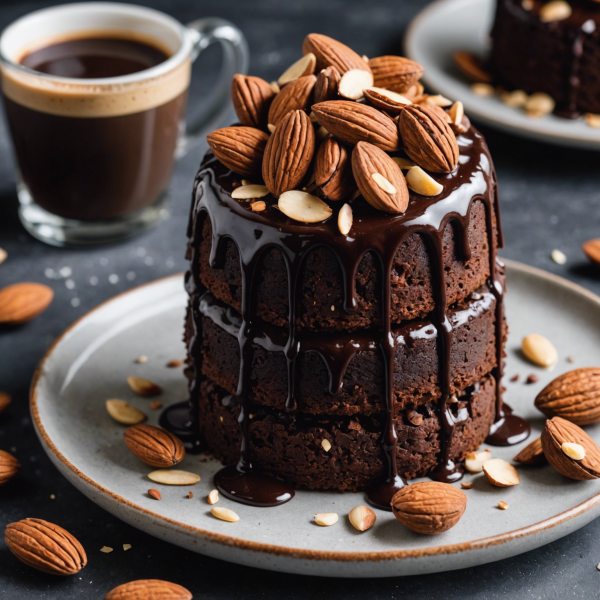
5,518,87,575
314,137,355,201
267,75,316,127
541,416,600,480
262,110,315,197
314,65,341,103
348,505,376,532
105,579,192,600
452,51,492,83
352,142,409,213
312,100,399,151
302,33,371,74
106,399,147,425
231,74,274,129
0,449,20,485
124,424,185,468
0,391,12,415
207,126,269,177
0,283,54,325
583,239,600,266
535,368,600,425
368,55,424,93
514,437,546,465
127,376,162,397
363,87,412,114
391,481,467,535
399,105,459,173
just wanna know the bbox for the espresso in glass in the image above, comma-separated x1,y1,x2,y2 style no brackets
3,34,187,221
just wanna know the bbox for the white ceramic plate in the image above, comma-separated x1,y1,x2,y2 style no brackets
31,260,600,577
405,0,600,149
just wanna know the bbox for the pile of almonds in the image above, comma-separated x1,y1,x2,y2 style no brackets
207,33,469,234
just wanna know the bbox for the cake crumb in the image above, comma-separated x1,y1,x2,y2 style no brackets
510,374,519,382
567,356,575,363
461,482,473,489
526,374,539,384
150,401,163,410
135,355,148,364
498,501,509,510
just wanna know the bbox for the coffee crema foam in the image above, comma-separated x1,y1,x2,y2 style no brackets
1,54,190,118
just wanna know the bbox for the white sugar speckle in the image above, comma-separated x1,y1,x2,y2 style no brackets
144,256,154,266
44,268,55,279
59,266,72,278
108,274,119,284
71,298,80,307
99,257,109,266
126,272,136,281
65,279,75,290
90,276,98,286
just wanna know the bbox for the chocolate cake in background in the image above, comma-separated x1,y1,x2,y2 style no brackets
176,34,530,509
490,0,600,117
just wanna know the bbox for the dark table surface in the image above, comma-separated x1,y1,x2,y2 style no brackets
1,0,600,598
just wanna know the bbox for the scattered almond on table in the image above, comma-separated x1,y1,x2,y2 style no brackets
104,579,192,600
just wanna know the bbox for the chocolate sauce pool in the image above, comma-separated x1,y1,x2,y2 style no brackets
164,124,530,509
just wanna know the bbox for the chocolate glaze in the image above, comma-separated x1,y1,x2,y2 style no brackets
179,123,529,509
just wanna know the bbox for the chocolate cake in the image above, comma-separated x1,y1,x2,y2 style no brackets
168,34,530,509
490,0,600,117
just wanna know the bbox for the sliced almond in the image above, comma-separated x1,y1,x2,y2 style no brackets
211,506,239,522
148,489,161,501
278,53,317,86
338,69,374,100
316,125,330,139
498,501,509,510
525,93,555,117
270,81,280,94
422,94,452,107
448,101,464,126
501,90,528,108
278,190,333,223
127,376,162,397
363,87,412,113
207,489,219,505
471,83,495,97
460,481,473,489
453,51,493,83
122,544,131,551
391,157,416,170
147,469,200,486
465,449,492,473
314,512,338,526
105,399,146,425
405,166,443,197
338,203,353,236
321,439,332,452
371,172,397,194
100,546,113,553
522,333,558,367
482,458,520,487
0,248,6,265
231,184,270,200
585,114,600,128
348,505,376,532
562,442,586,460
539,1,572,23
251,201,266,212
267,123,276,133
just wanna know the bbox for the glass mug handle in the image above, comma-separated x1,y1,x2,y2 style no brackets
176,17,249,158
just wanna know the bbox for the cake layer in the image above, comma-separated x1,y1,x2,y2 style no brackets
188,286,503,415
198,375,497,489
195,197,497,331
491,0,600,115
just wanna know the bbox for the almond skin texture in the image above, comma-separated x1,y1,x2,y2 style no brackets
105,579,192,600
124,424,185,468
231,74,275,129
399,105,459,173
302,33,371,74
583,239,600,266
391,481,467,534
535,368,600,425
5,518,87,575
0,391,12,415
207,126,269,177
0,449,20,485
368,55,424,93
314,65,341,103
262,110,315,197
0,283,54,325
352,142,409,213
314,137,355,201
267,75,316,127
312,101,399,152
541,417,600,480
514,437,546,465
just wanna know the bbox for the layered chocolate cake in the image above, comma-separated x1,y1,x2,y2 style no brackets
174,34,529,509
490,0,600,117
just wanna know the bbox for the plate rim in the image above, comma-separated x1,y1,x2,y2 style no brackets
30,260,600,563
403,0,600,149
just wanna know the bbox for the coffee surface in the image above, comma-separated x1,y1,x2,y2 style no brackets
20,37,169,78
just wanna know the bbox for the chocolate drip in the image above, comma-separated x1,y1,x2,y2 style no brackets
181,125,528,509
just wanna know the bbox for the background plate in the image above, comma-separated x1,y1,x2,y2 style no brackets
404,0,600,149
31,260,600,577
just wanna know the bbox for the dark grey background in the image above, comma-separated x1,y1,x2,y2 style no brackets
1,0,600,598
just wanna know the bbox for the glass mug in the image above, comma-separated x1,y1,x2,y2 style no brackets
0,3,248,246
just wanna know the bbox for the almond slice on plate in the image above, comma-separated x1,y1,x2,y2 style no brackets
348,506,376,531
482,458,520,487
278,190,332,223
211,507,239,522
278,52,316,86
464,449,492,473
314,513,338,526
105,399,147,425
127,376,162,397
147,469,200,486
522,333,558,367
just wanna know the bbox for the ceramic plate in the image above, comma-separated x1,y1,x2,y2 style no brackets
31,260,600,577
404,0,600,149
